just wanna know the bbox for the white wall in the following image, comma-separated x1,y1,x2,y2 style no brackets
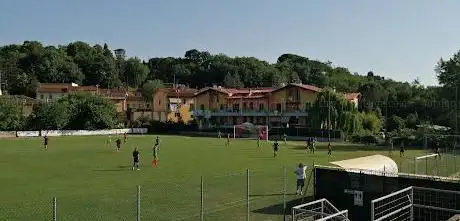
9,128,148,137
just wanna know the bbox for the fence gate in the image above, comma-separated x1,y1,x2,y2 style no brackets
291,198,349,221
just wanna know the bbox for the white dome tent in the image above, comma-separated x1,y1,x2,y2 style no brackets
330,155,398,177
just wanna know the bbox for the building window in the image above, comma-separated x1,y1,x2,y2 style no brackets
159,100,161,105
259,103,264,111
220,104,225,111
175,113,181,118
200,104,204,110
305,102,312,110
146,103,150,108
249,102,254,110
48,95,52,100
276,103,282,111
190,103,195,111
40,94,44,99
233,104,239,112
243,102,247,110
243,116,247,122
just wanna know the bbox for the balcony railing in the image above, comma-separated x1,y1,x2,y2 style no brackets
193,109,309,117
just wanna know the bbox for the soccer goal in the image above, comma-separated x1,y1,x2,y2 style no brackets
233,122,269,141
291,198,349,221
423,134,460,153
413,153,440,176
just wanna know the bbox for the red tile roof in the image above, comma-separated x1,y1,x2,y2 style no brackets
158,87,198,97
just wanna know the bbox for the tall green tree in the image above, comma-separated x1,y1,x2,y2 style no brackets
29,101,70,130
123,57,149,88
141,79,164,105
0,99,24,130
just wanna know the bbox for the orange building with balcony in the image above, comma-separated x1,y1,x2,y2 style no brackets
193,84,360,129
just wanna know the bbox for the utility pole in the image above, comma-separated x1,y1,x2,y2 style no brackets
456,87,458,152
328,90,331,142
0,70,2,96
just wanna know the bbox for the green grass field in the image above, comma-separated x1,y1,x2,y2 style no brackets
0,135,457,221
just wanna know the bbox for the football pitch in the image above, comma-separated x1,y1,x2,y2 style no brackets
0,135,433,221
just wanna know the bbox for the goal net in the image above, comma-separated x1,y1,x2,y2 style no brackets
233,122,268,140
414,153,440,176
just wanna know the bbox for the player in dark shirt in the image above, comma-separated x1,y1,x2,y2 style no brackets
116,138,121,152
273,141,279,158
155,136,160,147
400,142,405,157
132,148,140,171
327,142,332,156
44,135,49,149
123,133,127,144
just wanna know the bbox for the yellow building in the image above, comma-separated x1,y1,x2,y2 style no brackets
36,83,130,113
193,83,360,129
151,87,198,123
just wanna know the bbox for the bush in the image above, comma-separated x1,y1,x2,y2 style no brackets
349,131,383,144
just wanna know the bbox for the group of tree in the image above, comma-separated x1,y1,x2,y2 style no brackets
2,41,460,140
0,93,120,131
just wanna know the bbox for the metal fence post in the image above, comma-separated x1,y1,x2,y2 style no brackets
246,169,250,221
410,187,414,221
52,197,57,221
137,185,141,221
370,201,374,221
283,166,287,221
425,156,428,175
201,176,204,221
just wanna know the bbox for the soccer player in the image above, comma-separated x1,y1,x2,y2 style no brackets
327,142,332,156
218,130,222,139
311,138,316,154
226,133,230,147
152,142,159,167
400,142,405,157
283,134,287,144
43,135,49,149
435,145,441,159
116,138,121,152
106,135,112,148
124,132,127,144
154,136,160,149
273,140,279,157
294,163,307,195
132,148,140,171
257,136,261,148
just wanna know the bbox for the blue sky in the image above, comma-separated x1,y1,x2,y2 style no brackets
1,0,460,86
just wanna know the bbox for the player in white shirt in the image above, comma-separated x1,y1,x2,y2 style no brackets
294,163,308,195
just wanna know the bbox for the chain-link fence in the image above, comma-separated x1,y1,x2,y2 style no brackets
398,153,460,177
1,166,315,221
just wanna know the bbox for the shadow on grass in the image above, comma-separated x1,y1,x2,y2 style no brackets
251,196,315,215
92,165,151,172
